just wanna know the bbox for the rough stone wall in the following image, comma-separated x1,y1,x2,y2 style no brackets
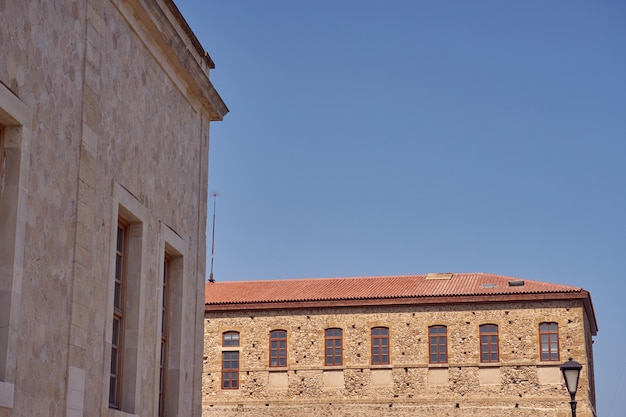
203,300,595,417
0,1,221,416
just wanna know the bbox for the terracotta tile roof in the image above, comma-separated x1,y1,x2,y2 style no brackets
205,273,582,305
205,273,597,335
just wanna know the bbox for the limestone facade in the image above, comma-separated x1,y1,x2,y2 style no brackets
202,275,597,417
0,1,227,416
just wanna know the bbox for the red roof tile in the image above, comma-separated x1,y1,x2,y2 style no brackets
205,272,582,305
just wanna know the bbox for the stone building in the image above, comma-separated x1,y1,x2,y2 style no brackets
1,1,227,416
203,273,597,417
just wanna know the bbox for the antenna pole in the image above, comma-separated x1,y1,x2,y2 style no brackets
209,192,219,282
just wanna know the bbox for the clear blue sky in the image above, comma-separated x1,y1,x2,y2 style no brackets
175,1,625,414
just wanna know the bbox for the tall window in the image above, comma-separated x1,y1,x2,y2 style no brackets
371,327,389,365
269,330,287,367
325,328,343,366
157,225,186,416
222,331,240,390
0,125,4,196
539,322,559,361
158,255,170,416
0,86,31,398
107,185,146,413
429,325,448,364
110,222,128,408
479,324,499,363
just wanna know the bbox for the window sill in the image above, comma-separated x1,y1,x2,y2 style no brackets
0,381,14,409
478,362,501,367
268,367,288,372
537,361,561,366
106,408,139,417
370,364,392,370
428,363,449,369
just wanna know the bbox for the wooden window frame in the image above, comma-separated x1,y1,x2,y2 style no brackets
110,221,128,409
428,325,448,364
158,254,171,417
223,331,240,347
371,327,389,365
269,330,287,367
221,351,239,389
0,124,4,196
221,331,241,390
324,328,343,366
479,324,499,363
539,322,560,361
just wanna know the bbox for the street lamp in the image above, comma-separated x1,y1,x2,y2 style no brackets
560,358,583,417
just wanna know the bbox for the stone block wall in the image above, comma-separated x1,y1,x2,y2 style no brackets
0,1,226,416
203,300,595,417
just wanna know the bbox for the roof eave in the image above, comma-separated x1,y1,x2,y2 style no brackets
580,290,598,335
205,291,593,315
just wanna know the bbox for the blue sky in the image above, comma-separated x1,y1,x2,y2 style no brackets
175,1,625,414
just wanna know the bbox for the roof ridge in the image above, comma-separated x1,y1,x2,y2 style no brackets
207,272,533,285
205,273,584,306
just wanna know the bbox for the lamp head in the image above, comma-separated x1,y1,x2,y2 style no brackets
560,357,583,396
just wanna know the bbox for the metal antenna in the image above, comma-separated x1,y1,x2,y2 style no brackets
208,192,219,283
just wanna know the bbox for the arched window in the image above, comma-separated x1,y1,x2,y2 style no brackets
325,328,343,366
269,330,287,367
539,322,559,361
371,327,389,365
223,331,240,347
479,324,499,363
428,325,448,364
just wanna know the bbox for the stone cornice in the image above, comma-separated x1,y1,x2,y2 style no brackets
113,0,229,120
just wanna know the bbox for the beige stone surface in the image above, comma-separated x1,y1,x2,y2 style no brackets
370,369,393,386
538,366,562,384
427,368,448,385
478,367,500,385
323,370,344,388
203,300,596,417
268,372,289,389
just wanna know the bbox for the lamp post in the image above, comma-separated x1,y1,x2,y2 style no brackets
560,358,583,417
